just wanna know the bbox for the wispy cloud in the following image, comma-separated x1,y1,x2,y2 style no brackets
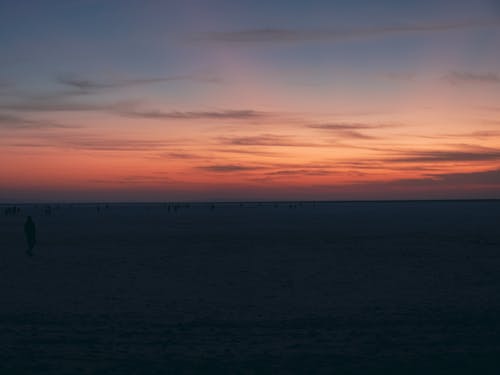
266,169,332,177
307,122,395,140
307,123,393,130
0,81,279,125
57,73,221,90
333,160,444,172
91,173,172,185
444,71,500,85
211,148,280,157
198,160,340,178
59,137,172,151
327,130,377,140
197,162,333,174
363,169,500,189
313,169,500,200
192,19,500,43
0,113,75,129
0,91,267,122
120,109,269,120
442,130,500,138
198,164,264,172
431,169,500,185
157,151,202,159
218,134,323,147
0,99,131,112
5,132,174,152
388,146,500,163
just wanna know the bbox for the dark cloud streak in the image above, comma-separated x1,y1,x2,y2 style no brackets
307,123,395,140
157,152,202,159
444,71,500,85
307,123,392,130
0,113,75,129
198,164,264,172
267,169,332,177
0,100,128,112
192,19,500,43
218,134,323,147
120,109,269,120
4,133,174,152
57,73,221,90
388,148,500,163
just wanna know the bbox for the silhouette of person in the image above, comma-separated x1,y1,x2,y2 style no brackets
24,216,36,256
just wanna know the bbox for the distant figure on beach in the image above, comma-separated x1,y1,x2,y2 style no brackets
4,206,21,216
24,216,36,256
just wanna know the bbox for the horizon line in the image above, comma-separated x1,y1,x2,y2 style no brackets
1,198,499,206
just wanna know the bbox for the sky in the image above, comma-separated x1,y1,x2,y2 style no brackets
1,0,500,202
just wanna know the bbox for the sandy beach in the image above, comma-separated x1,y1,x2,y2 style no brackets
1,201,500,373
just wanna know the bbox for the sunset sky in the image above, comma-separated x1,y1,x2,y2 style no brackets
1,0,499,202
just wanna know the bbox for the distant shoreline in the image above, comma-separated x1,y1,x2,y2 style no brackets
1,198,499,206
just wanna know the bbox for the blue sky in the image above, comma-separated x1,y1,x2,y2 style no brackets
1,0,498,84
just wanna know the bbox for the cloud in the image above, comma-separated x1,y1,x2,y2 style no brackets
1,87,272,121
0,84,142,113
444,71,500,85
434,169,500,185
443,130,500,138
157,151,201,159
218,134,322,147
329,130,377,140
310,169,500,200
307,123,395,140
388,147,500,163
0,99,128,112
1,91,266,122
59,138,172,151
0,113,75,129
197,160,341,179
266,169,332,177
192,19,500,43
362,169,500,189
211,148,280,156
333,160,444,172
307,123,393,130
5,132,174,152
198,164,264,172
57,73,221,90
197,162,332,174
120,109,269,120
91,174,172,185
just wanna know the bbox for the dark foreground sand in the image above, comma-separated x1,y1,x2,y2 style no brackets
1,201,500,374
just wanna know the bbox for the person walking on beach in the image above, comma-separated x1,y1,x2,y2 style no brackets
24,216,36,256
